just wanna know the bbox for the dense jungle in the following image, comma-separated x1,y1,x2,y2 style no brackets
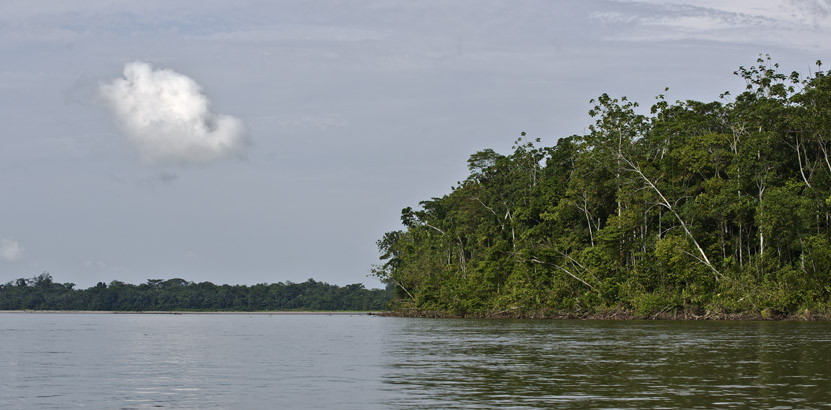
374,56,831,318
0,273,391,312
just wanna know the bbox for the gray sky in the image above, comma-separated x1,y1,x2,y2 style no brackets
1,0,830,289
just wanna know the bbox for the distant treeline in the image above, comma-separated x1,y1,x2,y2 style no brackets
374,56,831,318
0,273,392,311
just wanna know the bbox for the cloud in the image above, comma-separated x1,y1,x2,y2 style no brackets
603,0,831,50
0,238,24,262
99,61,247,165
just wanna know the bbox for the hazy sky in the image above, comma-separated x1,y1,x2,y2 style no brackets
1,0,830,289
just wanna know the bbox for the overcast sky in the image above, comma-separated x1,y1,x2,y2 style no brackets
1,0,830,289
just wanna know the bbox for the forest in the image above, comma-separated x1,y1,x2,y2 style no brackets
374,56,831,318
0,273,392,312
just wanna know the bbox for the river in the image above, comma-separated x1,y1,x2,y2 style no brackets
1,313,829,409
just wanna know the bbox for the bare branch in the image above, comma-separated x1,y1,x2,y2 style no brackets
618,152,723,280
528,257,599,293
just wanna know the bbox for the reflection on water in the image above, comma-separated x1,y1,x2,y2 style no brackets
0,314,389,410
1,314,829,409
382,319,831,409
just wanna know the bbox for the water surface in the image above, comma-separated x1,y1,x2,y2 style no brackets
1,314,829,409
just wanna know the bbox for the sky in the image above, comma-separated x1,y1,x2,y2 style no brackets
1,0,830,289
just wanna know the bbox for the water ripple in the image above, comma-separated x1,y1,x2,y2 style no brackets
1,315,830,409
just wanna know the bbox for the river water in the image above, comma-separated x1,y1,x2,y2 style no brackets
1,313,829,409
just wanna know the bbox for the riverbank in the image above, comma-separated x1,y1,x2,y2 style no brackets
0,310,386,315
5,309,829,320
378,308,831,321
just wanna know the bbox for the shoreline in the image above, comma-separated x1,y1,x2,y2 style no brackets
377,309,831,321
3,310,829,320
0,310,387,315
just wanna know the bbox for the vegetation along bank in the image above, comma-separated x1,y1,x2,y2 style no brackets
374,56,831,319
0,273,392,312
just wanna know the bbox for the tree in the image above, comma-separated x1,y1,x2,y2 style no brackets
375,57,831,317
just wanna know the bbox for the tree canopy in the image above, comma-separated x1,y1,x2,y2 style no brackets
0,273,392,312
374,56,831,318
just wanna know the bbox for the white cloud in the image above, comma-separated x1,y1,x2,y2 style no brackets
614,0,827,22
604,0,831,50
0,238,24,261
99,61,247,165
590,11,640,24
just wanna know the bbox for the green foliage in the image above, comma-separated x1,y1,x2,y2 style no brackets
630,290,681,317
374,57,831,317
0,274,393,312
